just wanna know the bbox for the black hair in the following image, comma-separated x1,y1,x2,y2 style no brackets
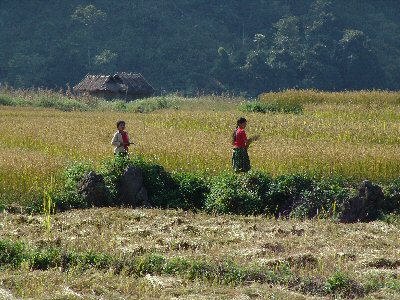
236,117,247,128
232,117,247,145
116,120,126,128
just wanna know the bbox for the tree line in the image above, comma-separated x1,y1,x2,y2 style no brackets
1,0,400,95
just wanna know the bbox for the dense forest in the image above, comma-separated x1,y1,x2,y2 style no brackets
1,0,400,95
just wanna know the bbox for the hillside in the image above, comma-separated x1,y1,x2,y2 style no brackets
1,1,400,94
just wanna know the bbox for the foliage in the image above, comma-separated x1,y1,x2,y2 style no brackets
205,172,264,215
383,178,400,213
54,161,95,211
240,101,303,114
172,172,209,210
30,248,60,270
126,97,179,113
1,1,400,94
0,239,26,268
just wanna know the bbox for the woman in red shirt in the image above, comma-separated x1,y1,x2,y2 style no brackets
232,117,257,172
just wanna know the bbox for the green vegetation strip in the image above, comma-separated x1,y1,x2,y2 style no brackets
0,238,369,298
40,156,400,222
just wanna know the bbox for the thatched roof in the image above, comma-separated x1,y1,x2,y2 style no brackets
73,73,154,96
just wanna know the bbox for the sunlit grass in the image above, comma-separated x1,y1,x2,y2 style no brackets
0,90,399,206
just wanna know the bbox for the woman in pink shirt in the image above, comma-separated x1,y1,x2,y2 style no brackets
232,117,257,172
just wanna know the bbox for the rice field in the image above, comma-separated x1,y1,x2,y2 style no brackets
0,90,400,206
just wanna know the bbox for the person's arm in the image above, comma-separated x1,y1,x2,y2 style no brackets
111,132,121,146
246,134,260,148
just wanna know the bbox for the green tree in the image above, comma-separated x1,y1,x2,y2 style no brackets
300,0,342,90
268,16,303,89
337,29,386,89
71,4,107,70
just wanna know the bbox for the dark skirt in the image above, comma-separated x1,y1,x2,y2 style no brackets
232,148,251,172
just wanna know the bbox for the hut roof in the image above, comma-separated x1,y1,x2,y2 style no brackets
73,73,154,95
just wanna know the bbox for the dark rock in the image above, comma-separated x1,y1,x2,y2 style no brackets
118,166,145,206
77,171,109,207
360,180,384,204
136,186,151,207
340,180,384,223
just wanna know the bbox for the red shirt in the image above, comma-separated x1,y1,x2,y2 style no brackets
233,128,247,148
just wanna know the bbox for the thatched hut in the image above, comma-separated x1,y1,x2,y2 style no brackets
73,73,155,100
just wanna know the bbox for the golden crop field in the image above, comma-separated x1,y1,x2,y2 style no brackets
0,90,400,206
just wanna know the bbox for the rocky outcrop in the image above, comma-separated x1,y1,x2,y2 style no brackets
340,180,384,223
77,171,109,207
118,166,151,207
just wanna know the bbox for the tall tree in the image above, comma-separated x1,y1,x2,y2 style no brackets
337,29,385,89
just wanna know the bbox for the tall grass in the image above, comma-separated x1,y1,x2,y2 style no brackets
0,89,399,206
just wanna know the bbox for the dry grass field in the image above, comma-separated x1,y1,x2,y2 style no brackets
0,208,399,299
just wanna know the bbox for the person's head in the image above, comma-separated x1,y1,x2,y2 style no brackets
236,117,247,129
116,120,126,131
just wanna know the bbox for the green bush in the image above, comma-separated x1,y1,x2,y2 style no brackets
54,161,95,210
127,96,178,113
0,239,26,268
164,256,191,275
290,177,353,219
384,178,400,213
240,101,303,114
135,253,166,276
324,270,365,298
172,172,209,210
30,248,60,270
265,174,314,217
54,157,398,221
205,172,264,215
325,270,352,293
127,156,180,208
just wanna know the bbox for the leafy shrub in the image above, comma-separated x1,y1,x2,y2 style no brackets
172,172,209,210
100,155,135,201
30,248,60,270
164,256,191,275
0,239,26,268
135,253,166,276
0,95,14,106
324,270,365,298
79,251,113,269
265,174,314,217
240,101,303,114
54,161,95,210
290,177,353,219
205,172,263,215
128,156,180,207
100,155,181,208
187,260,216,281
325,270,352,294
383,178,400,213
127,96,179,113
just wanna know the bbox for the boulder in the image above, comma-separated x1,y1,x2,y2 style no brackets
136,186,151,208
77,171,109,207
340,180,384,223
118,166,150,207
